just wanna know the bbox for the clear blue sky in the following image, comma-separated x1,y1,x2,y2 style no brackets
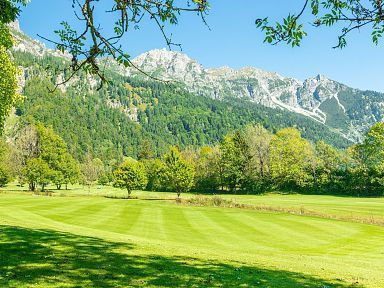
19,0,384,91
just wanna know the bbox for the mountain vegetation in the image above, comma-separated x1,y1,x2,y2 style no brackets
11,49,353,163
0,29,382,197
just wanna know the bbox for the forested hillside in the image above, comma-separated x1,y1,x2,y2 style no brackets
11,51,350,162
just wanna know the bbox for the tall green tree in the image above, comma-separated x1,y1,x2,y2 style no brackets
220,132,250,193
54,153,80,190
243,124,274,192
314,141,344,190
24,158,52,192
113,157,148,198
195,146,221,193
81,155,104,191
349,123,384,195
270,128,314,190
162,146,195,198
10,124,79,190
10,124,40,183
0,0,29,132
143,158,165,192
0,139,12,187
0,23,19,133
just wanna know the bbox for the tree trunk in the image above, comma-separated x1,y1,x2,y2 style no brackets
127,188,131,198
260,159,264,178
57,184,62,190
41,183,45,192
29,182,35,192
65,183,68,190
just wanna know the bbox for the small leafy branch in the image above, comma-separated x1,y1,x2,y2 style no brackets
256,0,384,48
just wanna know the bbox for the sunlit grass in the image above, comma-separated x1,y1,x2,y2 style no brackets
0,185,383,287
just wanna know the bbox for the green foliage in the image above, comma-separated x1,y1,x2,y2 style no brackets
220,134,247,192
0,36,18,134
0,166,10,187
314,140,345,189
194,146,221,193
138,140,154,160
81,156,104,187
270,128,314,189
0,0,28,25
143,158,165,192
162,146,195,197
242,124,274,192
24,158,52,191
14,51,350,164
0,138,11,187
256,0,384,48
55,153,80,189
346,123,384,195
0,0,28,133
0,22,13,49
113,157,147,197
9,124,80,191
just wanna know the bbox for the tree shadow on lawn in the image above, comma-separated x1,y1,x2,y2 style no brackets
0,225,359,288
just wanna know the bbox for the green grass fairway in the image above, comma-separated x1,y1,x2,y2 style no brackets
0,191,383,287
225,194,384,220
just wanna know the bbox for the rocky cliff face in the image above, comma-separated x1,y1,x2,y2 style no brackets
11,20,71,59
129,49,384,141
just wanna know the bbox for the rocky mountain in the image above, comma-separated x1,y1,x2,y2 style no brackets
128,49,384,142
9,22,384,143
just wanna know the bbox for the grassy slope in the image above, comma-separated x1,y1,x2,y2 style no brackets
0,188,383,287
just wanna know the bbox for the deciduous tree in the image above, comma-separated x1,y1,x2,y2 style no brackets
162,146,195,198
81,155,104,190
113,157,147,198
270,128,314,190
24,158,52,192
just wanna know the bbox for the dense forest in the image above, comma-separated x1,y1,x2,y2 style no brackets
10,51,351,164
1,121,384,197
0,50,380,197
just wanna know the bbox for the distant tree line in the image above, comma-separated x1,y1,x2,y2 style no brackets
2,122,384,197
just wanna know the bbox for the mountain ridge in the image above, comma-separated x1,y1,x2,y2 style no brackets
9,22,384,143
127,48,384,141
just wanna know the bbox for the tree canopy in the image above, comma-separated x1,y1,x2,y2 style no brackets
113,157,148,197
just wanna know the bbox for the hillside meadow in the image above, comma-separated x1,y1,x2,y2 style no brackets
0,184,383,287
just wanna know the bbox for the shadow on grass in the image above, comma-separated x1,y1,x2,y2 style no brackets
0,225,359,288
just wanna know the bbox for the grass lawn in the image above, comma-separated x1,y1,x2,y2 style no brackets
0,185,383,287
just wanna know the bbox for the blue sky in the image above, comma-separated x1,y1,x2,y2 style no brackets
19,0,384,91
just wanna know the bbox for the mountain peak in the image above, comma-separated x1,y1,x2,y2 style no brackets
134,48,199,65
316,74,328,81
132,48,204,81
8,20,21,32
